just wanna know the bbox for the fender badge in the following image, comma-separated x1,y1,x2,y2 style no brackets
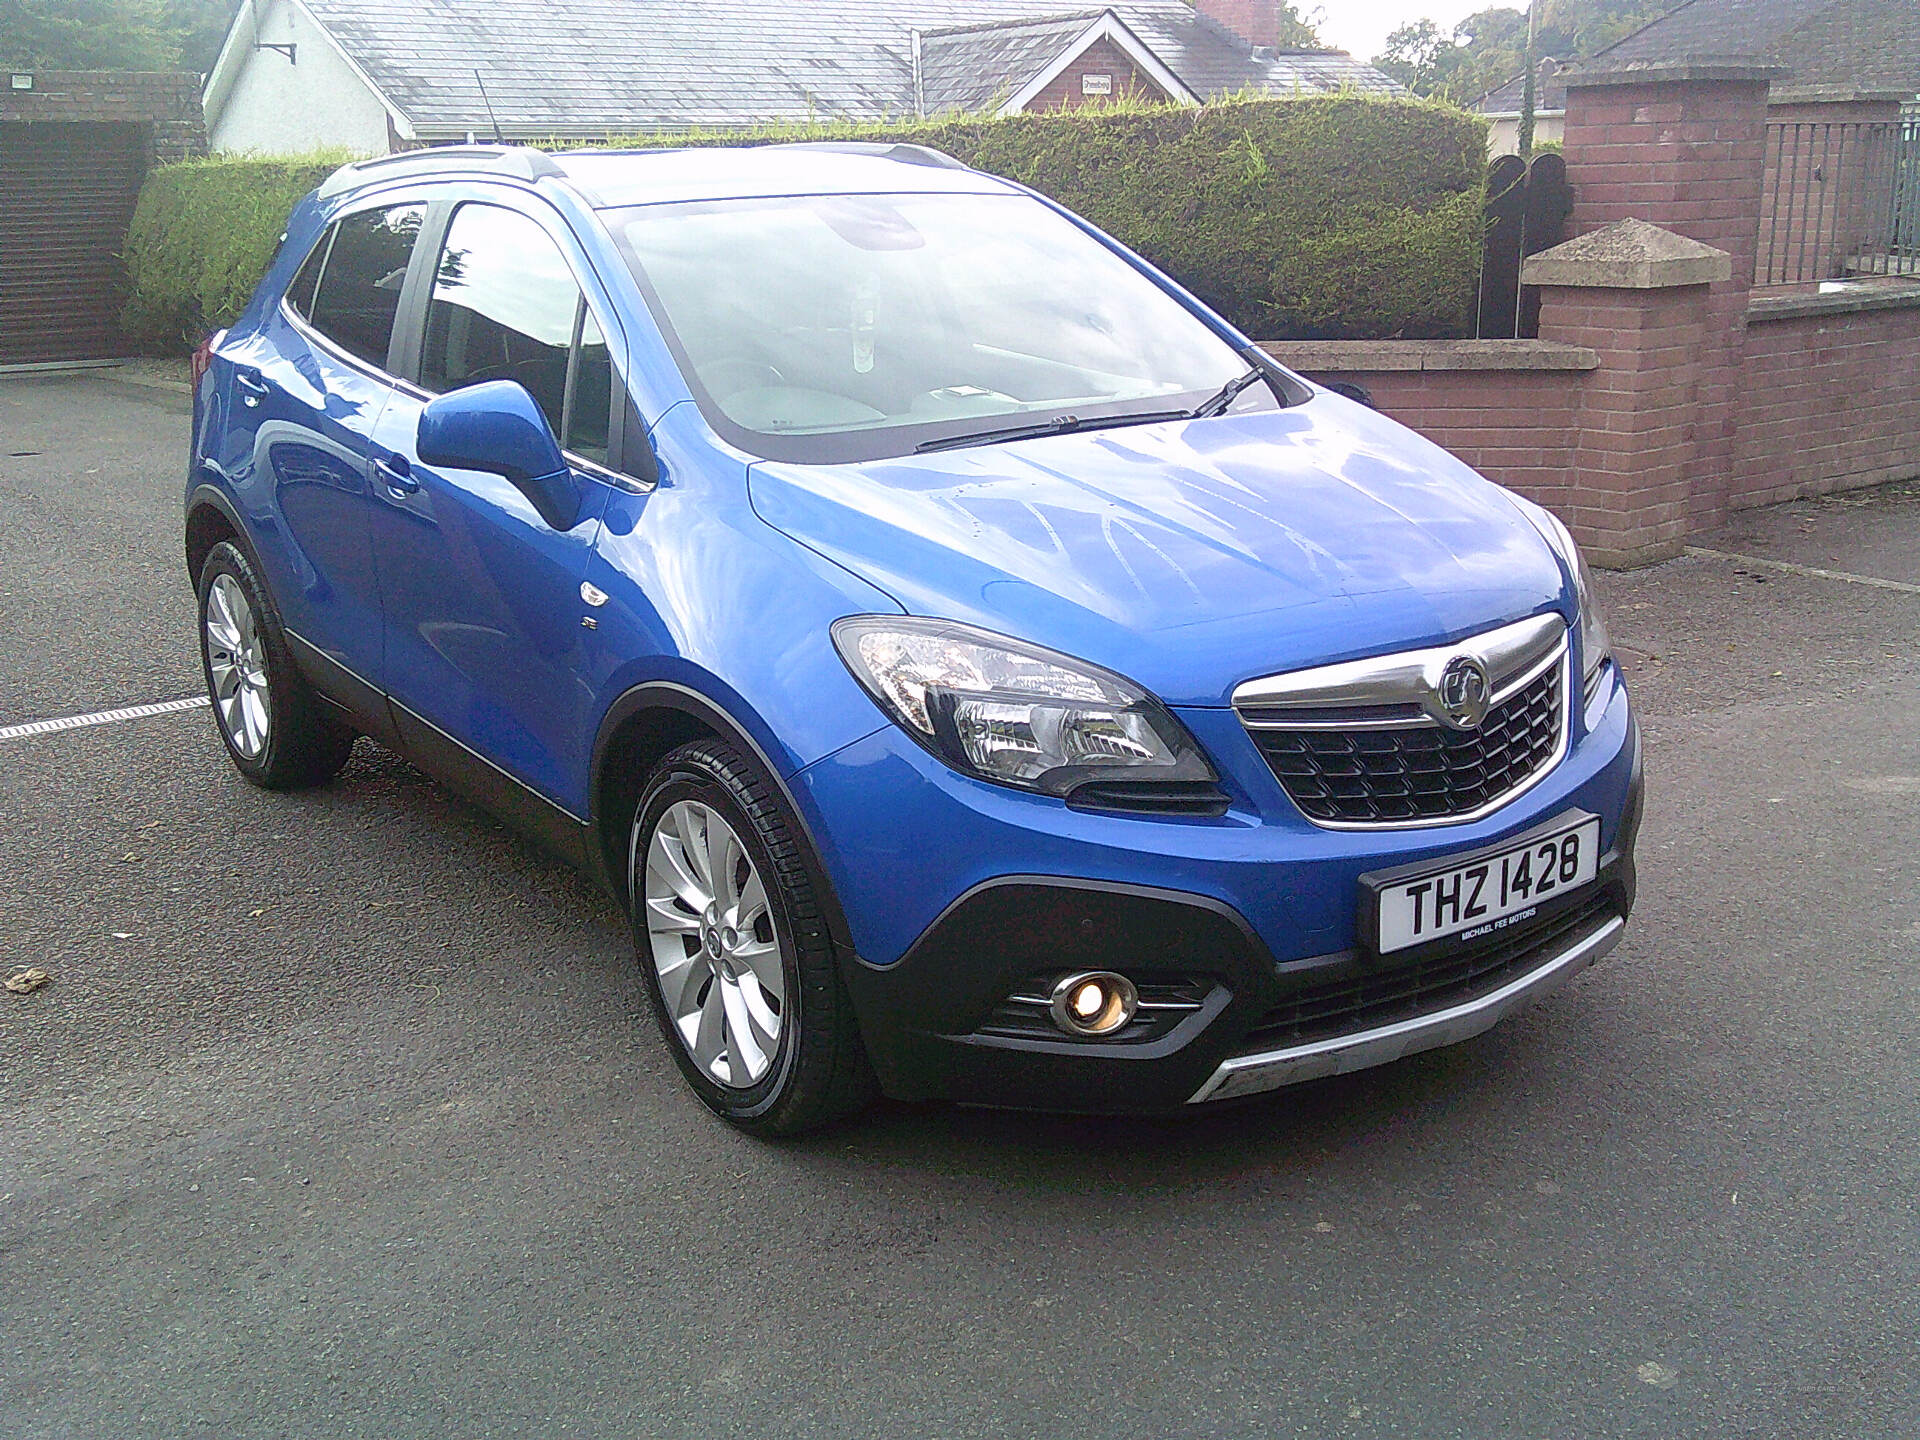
580,582,608,607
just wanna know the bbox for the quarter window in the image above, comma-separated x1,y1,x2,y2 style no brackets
286,226,334,320
420,204,611,463
303,203,425,369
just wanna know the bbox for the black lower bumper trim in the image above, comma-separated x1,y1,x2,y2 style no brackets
842,767,1641,1112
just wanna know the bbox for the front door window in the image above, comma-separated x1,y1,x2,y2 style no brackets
420,203,611,463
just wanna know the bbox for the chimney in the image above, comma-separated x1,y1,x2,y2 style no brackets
1193,0,1291,51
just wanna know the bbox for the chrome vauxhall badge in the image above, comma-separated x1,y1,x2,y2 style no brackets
1436,655,1492,730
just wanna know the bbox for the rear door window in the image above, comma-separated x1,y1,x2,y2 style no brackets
419,202,611,462
304,204,425,370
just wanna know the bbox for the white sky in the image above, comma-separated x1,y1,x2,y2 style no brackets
1313,1,1514,63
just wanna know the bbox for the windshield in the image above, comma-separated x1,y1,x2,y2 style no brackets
611,192,1272,463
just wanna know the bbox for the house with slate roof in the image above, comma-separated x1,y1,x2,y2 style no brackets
1476,0,1920,154
201,0,1397,156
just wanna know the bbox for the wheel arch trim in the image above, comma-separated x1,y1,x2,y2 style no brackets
589,679,858,953
185,481,248,581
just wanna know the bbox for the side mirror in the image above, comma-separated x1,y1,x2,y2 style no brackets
417,380,582,530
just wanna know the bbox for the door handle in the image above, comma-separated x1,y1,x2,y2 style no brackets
234,370,269,407
374,453,419,496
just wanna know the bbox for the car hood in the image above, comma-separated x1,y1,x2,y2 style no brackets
747,397,1571,708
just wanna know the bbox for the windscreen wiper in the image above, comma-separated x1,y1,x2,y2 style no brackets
1188,364,1272,419
913,364,1277,455
914,407,1193,454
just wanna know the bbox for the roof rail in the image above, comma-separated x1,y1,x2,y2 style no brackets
772,141,970,171
316,145,565,200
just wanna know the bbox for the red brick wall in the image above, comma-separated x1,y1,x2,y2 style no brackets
1258,72,1920,565
1561,75,1772,532
1733,302,1920,507
1268,285,1920,564
0,70,207,163
1342,371,1586,518
1544,286,1712,559
1193,0,1291,49
1023,38,1172,113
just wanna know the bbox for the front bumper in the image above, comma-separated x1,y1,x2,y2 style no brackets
1191,911,1624,1103
841,833,1635,1110
803,667,1643,1110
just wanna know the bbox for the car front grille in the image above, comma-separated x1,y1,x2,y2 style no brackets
1247,661,1566,826
1236,889,1616,1054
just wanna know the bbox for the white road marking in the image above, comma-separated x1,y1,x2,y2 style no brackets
0,695,210,742
1685,546,1920,595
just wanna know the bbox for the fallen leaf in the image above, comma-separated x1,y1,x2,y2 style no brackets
6,968,51,995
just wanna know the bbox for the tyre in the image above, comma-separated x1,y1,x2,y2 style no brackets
630,738,875,1133
197,539,355,790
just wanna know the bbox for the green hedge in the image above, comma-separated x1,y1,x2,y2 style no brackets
120,154,341,350
121,96,1487,350
611,96,1488,342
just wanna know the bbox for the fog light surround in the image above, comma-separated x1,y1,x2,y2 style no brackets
1048,971,1140,1037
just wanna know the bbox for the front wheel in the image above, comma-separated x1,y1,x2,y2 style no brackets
630,738,874,1134
197,540,354,789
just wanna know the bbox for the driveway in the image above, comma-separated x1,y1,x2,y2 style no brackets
2,374,1916,1439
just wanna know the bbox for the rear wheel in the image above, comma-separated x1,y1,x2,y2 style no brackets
630,738,874,1133
197,540,354,789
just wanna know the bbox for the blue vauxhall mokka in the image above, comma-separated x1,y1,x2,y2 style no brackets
187,144,1641,1132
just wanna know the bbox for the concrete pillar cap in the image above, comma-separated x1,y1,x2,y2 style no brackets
1561,59,1787,88
1522,218,1733,289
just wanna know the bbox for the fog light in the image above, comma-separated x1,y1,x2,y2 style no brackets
1048,971,1139,1037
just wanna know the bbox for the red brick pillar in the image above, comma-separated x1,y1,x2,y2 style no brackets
1527,221,1732,567
1556,63,1778,536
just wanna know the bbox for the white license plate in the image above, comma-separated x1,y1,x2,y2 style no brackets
1373,816,1601,954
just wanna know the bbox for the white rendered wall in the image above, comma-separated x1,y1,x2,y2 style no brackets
1487,113,1566,158
210,0,394,156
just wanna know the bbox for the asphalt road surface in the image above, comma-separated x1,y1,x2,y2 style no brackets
3,374,1917,1439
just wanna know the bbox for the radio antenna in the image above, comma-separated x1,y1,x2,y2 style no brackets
474,69,505,144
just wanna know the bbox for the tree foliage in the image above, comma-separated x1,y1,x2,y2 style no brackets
0,0,176,69
0,0,237,72
1373,1,1685,103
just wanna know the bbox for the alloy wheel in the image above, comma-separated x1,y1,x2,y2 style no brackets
642,800,786,1088
205,573,271,759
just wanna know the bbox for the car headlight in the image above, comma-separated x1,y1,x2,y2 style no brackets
831,616,1218,801
1533,509,1612,693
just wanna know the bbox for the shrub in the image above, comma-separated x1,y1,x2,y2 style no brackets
121,153,344,350
122,96,1487,350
